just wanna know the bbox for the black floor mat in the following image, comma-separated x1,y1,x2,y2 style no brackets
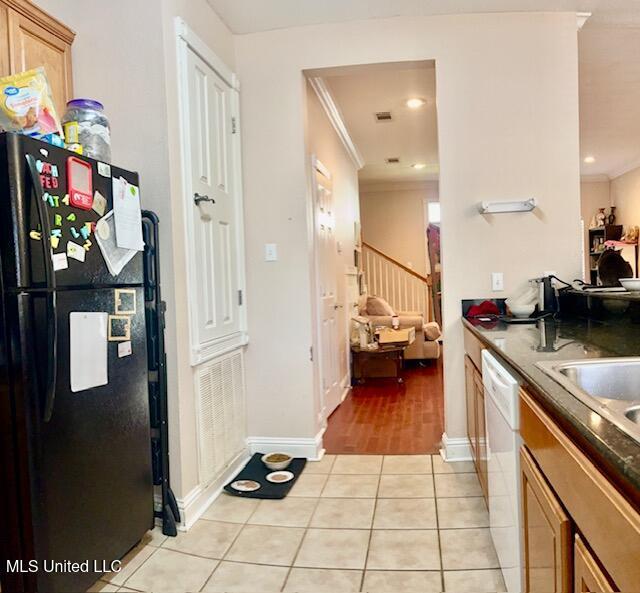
223,453,307,499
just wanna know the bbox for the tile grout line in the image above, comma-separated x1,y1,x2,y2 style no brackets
279,485,325,592
112,543,161,591
198,499,256,592
433,471,446,593
359,461,383,592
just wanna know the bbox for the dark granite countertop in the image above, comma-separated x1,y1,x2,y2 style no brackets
463,315,640,502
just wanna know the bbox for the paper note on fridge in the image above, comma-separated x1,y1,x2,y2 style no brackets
112,176,143,251
70,312,108,393
95,210,137,276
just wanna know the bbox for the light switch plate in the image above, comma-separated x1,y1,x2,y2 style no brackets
491,272,504,291
265,243,278,262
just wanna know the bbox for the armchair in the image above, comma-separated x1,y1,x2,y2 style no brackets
359,296,441,360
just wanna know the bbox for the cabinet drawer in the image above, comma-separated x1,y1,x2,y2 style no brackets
520,389,640,592
463,326,484,372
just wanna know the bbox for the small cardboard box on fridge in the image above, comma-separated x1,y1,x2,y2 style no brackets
376,326,416,345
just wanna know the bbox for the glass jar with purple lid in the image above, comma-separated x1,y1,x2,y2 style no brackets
61,98,111,162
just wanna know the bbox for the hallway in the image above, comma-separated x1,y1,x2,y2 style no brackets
323,360,444,455
89,455,503,593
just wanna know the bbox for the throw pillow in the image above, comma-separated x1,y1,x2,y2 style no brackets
366,296,395,316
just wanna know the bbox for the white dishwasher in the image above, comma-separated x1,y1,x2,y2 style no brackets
482,349,523,593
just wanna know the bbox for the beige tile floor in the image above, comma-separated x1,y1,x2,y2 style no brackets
89,454,506,593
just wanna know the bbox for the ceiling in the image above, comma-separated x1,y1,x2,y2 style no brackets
321,62,438,183
579,23,640,178
206,0,640,181
207,0,640,34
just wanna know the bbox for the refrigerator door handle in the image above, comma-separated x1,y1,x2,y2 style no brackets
25,154,58,422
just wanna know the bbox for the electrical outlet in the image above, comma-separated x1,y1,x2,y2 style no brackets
491,272,504,291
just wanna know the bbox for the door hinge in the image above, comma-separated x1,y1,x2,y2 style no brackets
238,289,243,306
309,346,313,362
231,116,237,134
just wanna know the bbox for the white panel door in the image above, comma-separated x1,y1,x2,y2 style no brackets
313,160,341,419
186,46,240,352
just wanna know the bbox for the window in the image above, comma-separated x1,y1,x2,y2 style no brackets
428,201,441,223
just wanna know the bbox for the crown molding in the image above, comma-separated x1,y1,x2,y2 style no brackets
576,12,591,30
6,0,75,44
308,77,364,170
608,156,640,181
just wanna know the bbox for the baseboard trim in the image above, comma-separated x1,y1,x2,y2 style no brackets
440,432,473,462
176,449,250,531
246,429,325,461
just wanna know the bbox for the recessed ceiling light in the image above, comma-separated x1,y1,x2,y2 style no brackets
584,156,595,164
412,163,427,169
406,98,426,109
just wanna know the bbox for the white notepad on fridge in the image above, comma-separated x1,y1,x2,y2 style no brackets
70,312,108,393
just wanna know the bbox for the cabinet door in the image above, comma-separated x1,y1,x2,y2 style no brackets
474,370,488,499
574,534,617,593
521,445,572,593
7,7,73,117
464,355,478,463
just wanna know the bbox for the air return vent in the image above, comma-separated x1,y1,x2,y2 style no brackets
196,349,246,486
374,111,392,122
385,157,400,164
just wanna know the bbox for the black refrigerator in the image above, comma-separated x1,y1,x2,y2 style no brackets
0,133,153,593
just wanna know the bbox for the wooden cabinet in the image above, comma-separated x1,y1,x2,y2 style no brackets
475,370,488,497
573,534,616,593
520,445,572,593
464,353,488,499
464,355,478,460
520,389,639,592
0,0,74,117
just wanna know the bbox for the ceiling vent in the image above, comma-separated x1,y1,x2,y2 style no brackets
385,157,400,164
374,111,392,122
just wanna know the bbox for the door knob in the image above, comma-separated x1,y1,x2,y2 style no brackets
194,193,215,206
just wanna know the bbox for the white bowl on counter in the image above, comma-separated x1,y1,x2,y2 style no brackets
620,278,640,292
508,303,536,319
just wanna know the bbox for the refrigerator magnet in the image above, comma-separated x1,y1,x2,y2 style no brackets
115,289,136,315
92,191,107,216
67,241,86,262
117,341,132,358
52,252,68,271
108,315,131,342
97,162,112,178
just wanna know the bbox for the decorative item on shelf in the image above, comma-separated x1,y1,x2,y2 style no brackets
608,206,617,225
595,208,607,227
621,225,640,244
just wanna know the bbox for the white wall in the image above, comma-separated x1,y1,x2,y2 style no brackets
360,180,439,276
611,166,640,231
236,12,582,448
35,0,237,502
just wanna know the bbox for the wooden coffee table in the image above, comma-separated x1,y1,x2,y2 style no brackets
351,342,408,384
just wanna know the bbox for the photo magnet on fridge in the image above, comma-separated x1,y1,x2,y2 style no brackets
107,315,131,342
114,289,136,315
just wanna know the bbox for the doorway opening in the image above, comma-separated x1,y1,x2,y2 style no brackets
305,60,444,454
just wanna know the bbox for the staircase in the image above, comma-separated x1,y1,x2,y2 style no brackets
361,242,433,322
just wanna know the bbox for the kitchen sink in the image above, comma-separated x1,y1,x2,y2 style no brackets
626,406,640,425
537,358,640,443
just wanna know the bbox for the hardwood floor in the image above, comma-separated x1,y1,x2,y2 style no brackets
323,358,444,455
